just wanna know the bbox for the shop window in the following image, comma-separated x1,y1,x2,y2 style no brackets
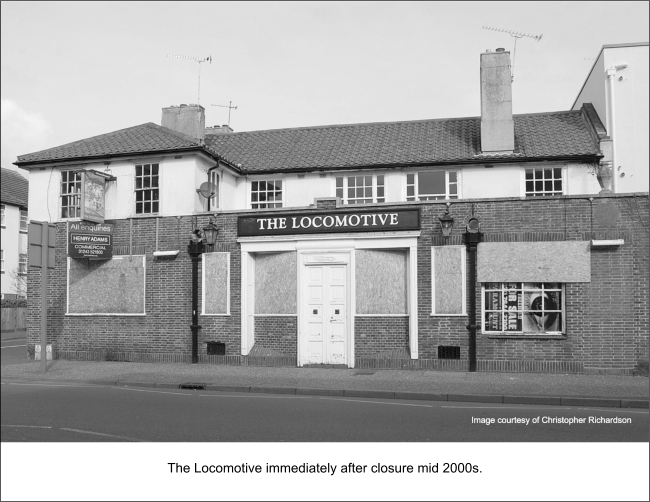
482,282,564,334
406,170,458,201
251,179,282,209
61,170,82,219
1,205,5,226
203,252,230,315
525,168,563,197
19,210,28,231
19,254,27,275
254,252,296,314
135,163,160,214
335,174,385,204
356,249,407,314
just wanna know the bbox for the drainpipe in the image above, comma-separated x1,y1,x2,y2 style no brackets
464,217,482,372
605,63,628,194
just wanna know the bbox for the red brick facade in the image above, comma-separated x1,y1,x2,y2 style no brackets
27,193,649,374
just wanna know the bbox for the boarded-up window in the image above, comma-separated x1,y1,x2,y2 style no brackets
203,252,230,315
432,246,466,315
356,249,408,314
68,256,145,314
254,252,296,314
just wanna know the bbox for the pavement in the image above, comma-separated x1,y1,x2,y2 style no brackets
1,353,648,409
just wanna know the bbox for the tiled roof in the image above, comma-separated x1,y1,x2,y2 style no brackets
15,109,601,174
205,110,601,173
15,123,204,165
1,168,28,207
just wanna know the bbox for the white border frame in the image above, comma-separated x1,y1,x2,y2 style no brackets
431,245,467,316
239,231,420,365
66,255,146,316
201,251,231,316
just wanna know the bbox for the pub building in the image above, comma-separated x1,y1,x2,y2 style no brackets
15,49,648,375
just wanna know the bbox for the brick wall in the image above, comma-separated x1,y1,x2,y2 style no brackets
27,194,649,374
354,317,409,357
254,316,297,355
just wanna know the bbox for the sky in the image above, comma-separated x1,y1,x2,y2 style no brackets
1,1,648,175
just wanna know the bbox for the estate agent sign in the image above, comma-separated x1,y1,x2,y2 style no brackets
238,208,420,237
67,221,113,259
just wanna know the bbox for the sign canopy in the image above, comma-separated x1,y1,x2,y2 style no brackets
238,208,420,237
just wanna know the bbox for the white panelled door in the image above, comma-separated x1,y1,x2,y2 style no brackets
304,263,348,365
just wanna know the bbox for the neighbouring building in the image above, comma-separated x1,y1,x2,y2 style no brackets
572,42,649,194
14,48,649,374
1,168,29,299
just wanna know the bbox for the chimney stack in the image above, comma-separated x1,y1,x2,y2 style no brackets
205,124,234,135
480,49,514,153
161,104,205,142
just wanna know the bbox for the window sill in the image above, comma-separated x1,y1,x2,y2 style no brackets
485,333,567,340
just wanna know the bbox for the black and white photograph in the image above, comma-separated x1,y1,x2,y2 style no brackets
1,2,648,501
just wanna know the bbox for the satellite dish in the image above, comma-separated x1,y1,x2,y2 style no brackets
197,181,217,199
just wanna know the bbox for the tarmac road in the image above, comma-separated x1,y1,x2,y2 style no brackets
2,380,647,442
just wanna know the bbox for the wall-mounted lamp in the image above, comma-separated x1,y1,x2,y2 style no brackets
438,202,454,240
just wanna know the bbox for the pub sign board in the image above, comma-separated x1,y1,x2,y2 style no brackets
67,221,113,259
238,208,420,237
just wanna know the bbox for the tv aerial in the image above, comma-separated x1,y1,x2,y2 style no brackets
482,26,543,81
211,101,238,127
167,54,212,105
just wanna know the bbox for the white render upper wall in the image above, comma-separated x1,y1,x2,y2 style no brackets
572,43,649,193
24,157,605,222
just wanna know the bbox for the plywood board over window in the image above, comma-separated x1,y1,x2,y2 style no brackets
67,256,145,315
254,252,297,314
356,249,408,315
203,252,230,315
432,246,466,315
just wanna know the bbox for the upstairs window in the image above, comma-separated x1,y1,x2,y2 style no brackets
208,170,220,211
406,171,458,201
135,163,160,214
335,174,385,204
61,170,82,218
251,179,282,209
19,210,28,231
525,168,563,197
1,205,5,226
19,253,27,275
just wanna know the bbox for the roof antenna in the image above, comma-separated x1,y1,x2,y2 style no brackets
482,26,542,82
167,54,212,105
211,101,238,128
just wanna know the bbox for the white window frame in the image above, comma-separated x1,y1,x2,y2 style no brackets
431,245,467,316
134,162,160,215
406,170,459,201
335,173,385,204
1,250,4,273
250,177,283,209
208,170,221,211
1,205,5,226
524,166,564,197
18,253,28,275
61,170,82,219
19,210,28,232
481,282,566,335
